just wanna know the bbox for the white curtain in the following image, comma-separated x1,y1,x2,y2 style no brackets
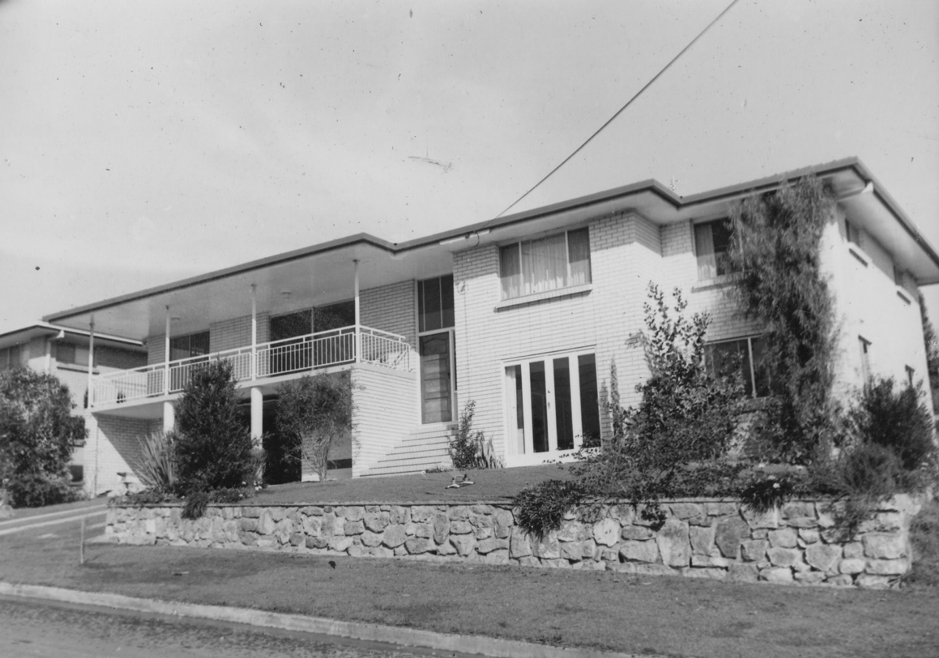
568,228,591,286
695,223,717,280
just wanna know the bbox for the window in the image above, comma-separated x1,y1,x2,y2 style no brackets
314,301,355,332
707,336,769,397
859,337,871,383
845,219,861,245
694,219,734,280
55,342,90,366
418,275,454,331
169,331,210,361
418,275,456,423
0,345,22,371
500,228,591,300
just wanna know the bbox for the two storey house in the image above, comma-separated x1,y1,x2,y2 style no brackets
43,158,939,495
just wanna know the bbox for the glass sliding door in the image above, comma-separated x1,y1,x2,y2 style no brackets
504,350,600,463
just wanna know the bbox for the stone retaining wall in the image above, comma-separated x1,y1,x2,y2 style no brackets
106,495,923,588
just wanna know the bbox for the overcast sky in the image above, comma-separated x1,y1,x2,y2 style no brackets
2,0,937,335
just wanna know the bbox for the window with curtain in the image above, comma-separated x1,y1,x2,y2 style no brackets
499,228,591,299
694,219,734,280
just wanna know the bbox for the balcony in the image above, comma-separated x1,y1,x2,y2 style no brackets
89,325,410,408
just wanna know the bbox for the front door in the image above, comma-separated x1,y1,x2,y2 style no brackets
420,332,453,424
504,351,600,463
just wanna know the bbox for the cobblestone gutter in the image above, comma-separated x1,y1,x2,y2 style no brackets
107,495,923,588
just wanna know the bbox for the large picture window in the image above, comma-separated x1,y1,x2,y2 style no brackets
694,219,734,280
500,228,591,300
707,336,769,398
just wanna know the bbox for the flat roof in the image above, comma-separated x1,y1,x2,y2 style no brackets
44,156,939,329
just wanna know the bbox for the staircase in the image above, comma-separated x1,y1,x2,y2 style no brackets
363,424,456,477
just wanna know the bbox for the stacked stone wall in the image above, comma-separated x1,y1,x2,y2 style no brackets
108,495,922,589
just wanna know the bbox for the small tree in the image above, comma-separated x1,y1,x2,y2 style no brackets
449,400,501,470
727,176,838,464
276,372,353,483
173,360,256,493
576,284,743,510
0,368,85,506
919,293,939,415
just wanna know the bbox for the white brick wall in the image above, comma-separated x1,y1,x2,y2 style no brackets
826,206,931,410
351,364,419,476
360,280,418,350
83,413,157,496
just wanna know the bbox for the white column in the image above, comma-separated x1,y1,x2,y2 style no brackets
251,284,258,380
164,306,171,395
162,401,175,433
44,338,52,373
353,259,361,363
250,386,263,446
87,316,95,408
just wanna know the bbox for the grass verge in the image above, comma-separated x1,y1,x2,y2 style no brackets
2,521,938,658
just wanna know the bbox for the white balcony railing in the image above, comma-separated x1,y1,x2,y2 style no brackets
89,325,411,407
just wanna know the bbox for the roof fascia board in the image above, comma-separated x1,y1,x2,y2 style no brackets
44,233,396,323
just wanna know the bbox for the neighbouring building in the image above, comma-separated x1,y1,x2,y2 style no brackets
0,323,146,484
41,158,939,495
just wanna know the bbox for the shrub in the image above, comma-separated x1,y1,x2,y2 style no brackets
909,498,939,587
7,473,80,508
845,378,936,483
727,176,838,464
134,430,177,492
173,360,258,495
449,401,501,470
810,378,938,537
514,479,585,538
181,486,250,520
574,284,742,514
0,368,85,507
275,372,353,483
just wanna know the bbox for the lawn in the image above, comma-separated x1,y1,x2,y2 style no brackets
2,505,938,657
251,464,575,505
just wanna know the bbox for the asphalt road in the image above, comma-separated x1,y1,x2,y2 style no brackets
0,596,480,658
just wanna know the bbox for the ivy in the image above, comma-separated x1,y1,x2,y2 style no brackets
727,176,838,464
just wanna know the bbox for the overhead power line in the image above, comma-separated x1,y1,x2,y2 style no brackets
495,0,742,219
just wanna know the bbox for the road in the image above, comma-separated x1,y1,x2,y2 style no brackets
0,596,478,658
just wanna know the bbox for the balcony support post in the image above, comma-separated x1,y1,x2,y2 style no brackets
163,306,171,396
251,284,257,380
163,401,175,433
353,259,361,364
250,386,263,446
87,315,95,409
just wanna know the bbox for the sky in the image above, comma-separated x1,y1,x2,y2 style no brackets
1,0,938,335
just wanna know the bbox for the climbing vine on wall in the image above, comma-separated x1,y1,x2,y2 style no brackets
727,176,838,464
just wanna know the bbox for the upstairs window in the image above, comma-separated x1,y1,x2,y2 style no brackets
500,227,591,300
418,275,454,332
169,331,210,361
56,342,90,366
694,219,734,280
707,336,769,398
0,345,22,371
845,219,861,245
